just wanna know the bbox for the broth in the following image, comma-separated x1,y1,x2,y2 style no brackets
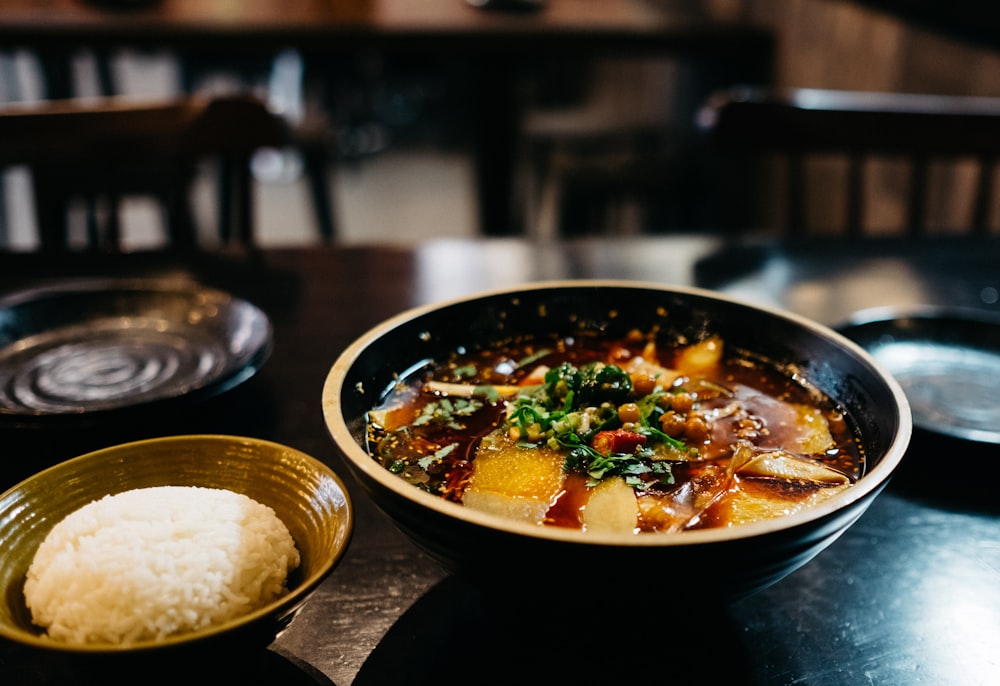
366,330,863,533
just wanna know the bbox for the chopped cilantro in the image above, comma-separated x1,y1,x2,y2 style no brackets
504,360,688,491
564,449,675,489
412,397,484,429
517,348,552,368
475,385,500,403
417,442,459,470
453,364,477,379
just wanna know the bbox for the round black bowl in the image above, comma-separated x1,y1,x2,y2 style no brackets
322,281,911,602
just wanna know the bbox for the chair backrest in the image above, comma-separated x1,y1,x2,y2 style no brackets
0,94,290,251
697,87,1000,237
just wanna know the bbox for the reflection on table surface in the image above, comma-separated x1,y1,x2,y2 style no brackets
1,235,998,685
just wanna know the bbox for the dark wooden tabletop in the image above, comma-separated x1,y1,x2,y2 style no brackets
2,235,997,685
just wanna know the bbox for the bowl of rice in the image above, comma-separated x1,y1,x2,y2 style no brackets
0,434,353,658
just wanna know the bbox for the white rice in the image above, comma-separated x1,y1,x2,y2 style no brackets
23,485,300,645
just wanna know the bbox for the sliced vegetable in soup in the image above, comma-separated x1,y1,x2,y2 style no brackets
366,329,863,533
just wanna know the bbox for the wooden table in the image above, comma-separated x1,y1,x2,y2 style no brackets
1,234,999,684
0,0,774,237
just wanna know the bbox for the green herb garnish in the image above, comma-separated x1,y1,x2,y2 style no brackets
505,360,691,491
413,397,484,430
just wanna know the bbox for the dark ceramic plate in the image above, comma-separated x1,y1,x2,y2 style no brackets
838,306,1000,444
0,280,271,426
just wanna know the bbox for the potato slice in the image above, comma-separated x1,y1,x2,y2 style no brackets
676,336,723,376
463,430,565,525
582,477,637,534
462,490,556,524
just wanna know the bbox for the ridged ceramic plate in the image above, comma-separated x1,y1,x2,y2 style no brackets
0,279,271,426
839,306,1000,444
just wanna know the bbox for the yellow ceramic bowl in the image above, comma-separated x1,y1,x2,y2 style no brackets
0,434,353,658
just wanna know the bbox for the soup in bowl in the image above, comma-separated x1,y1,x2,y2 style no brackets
322,281,911,601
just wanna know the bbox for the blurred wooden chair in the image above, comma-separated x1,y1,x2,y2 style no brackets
177,48,339,243
0,94,290,251
698,86,1000,237
520,58,690,238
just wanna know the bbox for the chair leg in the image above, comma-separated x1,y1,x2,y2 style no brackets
230,154,254,246
217,156,256,246
972,157,994,234
163,175,198,249
787,153,806,233
217,158,234,244
907,157,929,236
302,146,336,242
846,154,864,237
105,193,122,250
31,172,71,251
0,177,8,248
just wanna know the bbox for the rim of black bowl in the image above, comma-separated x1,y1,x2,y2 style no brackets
322,279,913,548
0,434,353,654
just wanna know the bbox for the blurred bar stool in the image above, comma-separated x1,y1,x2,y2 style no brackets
0,94,290,251
698,86,1000,236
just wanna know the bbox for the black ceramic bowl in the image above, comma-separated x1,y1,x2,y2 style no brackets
322,281,911,602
